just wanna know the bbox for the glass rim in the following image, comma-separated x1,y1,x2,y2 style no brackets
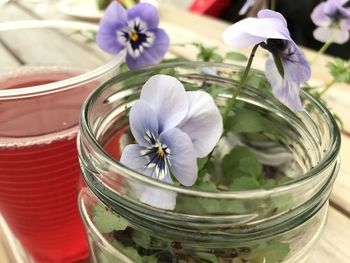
80,61,341,199
0,20,125,100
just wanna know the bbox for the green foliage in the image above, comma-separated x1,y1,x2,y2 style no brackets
193,43,224,62
196,252,225,263
222,146,262,182
225,51,248,62
327,58,350,84
92,204,129,233
225,109,277,133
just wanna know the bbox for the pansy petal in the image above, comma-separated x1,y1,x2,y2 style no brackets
121,145,176,210
129,100,159,147
311,3,332,27
102,2,127,24
159,128,197,186
127,3,160,30
282,41,311,83
126,28,170,69
340,18,350,31
140,75,188,132
265,59,303,111
313,27,349,44
177,91,223,158
120,144,151,175
140,184,177,210
96,22,126,54
223,17,290,48
258,9,288,27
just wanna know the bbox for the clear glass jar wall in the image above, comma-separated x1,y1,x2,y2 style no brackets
77,62,341,263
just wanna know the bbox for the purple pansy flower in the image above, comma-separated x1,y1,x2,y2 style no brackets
96,2,170,69
223,9,311,111
120,75,223,209
311,0,350,44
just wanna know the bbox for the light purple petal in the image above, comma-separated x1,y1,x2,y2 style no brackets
265,59,303,111
140,75,188,132
258,9,288,27
129,100,159,147
313,27,349,44
340,18,350,31
140,184,177,210
159,128,197,186
281,41,311,83
96,2,127,54
223,17,290,49
177,91,223,158
120,144,151,175
126,28,170,69
311,3,332,27
127,3,160,30
102,2,127,24
96,22,126,54
121,145,176,210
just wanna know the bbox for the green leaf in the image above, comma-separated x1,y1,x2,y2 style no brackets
92,204,129,233
221,146,262,183
193,182,218,192
259,242,290,263
132,230,151,249
111,240,143,263
225,51,248,62
211,53,224,63
207,84,225,99
229,177,260,191
225,109,276,134
143,255,158,263
196,252,224,263
327,58,350,84
197,157,209,170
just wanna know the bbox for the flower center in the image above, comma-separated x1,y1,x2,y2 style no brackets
156,146,165,157
116,18,155,58
141,131,171,180
130,32,139,42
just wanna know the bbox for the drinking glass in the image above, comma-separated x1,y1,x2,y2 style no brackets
0,20,123,263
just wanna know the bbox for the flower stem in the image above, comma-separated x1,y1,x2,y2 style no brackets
223,44,259,123
319,79,336,97
270,0,276,10
198,45,260,178
311,34,335,64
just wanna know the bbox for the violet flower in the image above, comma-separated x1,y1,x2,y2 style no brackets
96,2,170,69
223,9,311,111
120,75,223,209
311,0,350,44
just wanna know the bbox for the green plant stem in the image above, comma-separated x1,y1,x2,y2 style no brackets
199,44,260,176
270,0,276,10
319,79,336,97
311,34,335,64
223,44,259,123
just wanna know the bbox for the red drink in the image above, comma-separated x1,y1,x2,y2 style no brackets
0,69,95,262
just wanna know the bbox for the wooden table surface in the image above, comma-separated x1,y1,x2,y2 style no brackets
0,1,349,262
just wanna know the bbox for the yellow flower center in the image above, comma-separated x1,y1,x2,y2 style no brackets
130,32,139,42
156,147,165,157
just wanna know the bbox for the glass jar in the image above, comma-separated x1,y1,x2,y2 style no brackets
77,62,341,263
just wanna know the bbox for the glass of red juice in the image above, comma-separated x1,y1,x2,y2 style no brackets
0,20,123,263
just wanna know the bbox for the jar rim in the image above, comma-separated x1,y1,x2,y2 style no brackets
79,61,341,199
0,20,125,100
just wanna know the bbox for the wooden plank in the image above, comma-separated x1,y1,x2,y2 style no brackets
0,3,110,68
308,207,350,263
0,44,21,71
330,134,350,216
